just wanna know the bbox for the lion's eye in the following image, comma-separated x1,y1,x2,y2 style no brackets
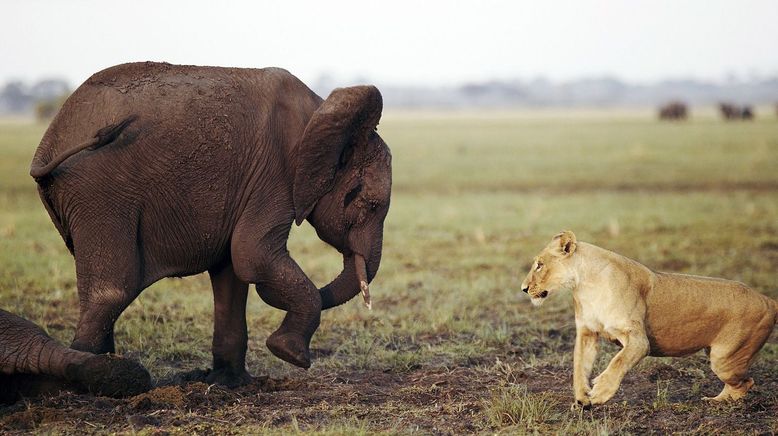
535,262,543,271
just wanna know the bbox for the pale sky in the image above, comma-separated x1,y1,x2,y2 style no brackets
2,0,777,87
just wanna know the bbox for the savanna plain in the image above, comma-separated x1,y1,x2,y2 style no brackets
1,108,777,434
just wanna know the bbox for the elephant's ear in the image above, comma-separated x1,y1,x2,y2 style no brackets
293,85,383,225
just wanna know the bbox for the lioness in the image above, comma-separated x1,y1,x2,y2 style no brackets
520,231,777,407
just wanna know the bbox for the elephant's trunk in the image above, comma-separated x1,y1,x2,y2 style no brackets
0,309,152,399
0,309,91,378
319,236,383,310
319,255,359,310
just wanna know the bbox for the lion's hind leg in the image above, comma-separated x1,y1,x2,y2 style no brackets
703,378,754,402
703,340,762,401
703,311,773,401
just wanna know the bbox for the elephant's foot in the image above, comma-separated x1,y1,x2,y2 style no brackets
71,334,116,355
66,354,152,397
266,331,311,369
206,366,252,388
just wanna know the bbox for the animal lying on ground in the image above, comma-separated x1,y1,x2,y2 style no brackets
0,308,151,404
520,231,777,407
29,62,392,387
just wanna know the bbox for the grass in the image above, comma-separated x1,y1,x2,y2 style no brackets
482,384,560,429
1,108,777,434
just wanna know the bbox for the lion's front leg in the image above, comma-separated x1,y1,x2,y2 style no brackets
589,328,649,405
572,326,598,408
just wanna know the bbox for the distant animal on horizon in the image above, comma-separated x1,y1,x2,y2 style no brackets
658,101,688,120
29,62,393,388
0,308,151,404
719,102,754,120
741,105,754,120
520,231,777,407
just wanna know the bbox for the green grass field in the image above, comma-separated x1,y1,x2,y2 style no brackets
1,109,777,434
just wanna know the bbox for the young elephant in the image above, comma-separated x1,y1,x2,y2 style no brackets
520,231,777,407
0,309,151,404
30,62,392,387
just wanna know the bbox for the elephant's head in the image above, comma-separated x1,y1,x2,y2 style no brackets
293,86,392,310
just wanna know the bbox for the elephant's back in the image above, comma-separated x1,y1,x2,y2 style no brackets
34,62,307,165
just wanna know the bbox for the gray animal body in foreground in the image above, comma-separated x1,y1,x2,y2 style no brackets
30,62,392,387
0,309,151,404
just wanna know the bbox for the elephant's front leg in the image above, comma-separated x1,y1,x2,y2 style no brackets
238,253,322,369
257,254,322,368
207,263,251,387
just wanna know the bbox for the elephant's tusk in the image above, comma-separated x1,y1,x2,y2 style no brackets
355,254,372,310
360,281,371,310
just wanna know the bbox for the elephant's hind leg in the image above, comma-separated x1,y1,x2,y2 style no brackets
70,230,143,354
207,263,251,387
71,277,140,354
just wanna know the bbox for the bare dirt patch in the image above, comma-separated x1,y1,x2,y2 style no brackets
2,351,776,434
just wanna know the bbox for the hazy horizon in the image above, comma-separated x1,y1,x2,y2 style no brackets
3,0,778,87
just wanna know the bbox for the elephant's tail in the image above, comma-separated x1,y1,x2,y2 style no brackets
30,115,137,179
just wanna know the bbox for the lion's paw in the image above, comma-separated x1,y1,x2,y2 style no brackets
588,382,618,405
571,398,592,411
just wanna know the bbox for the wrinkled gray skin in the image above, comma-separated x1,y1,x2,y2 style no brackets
0,309,151,404
30,62,392,387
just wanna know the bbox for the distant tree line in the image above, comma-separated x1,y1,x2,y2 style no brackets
3,76,778,115
314,75,778,109
0,79,70,120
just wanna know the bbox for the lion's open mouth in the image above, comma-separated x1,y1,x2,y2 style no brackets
538,290,548,298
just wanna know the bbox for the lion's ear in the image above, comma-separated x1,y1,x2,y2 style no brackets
553,230,577,256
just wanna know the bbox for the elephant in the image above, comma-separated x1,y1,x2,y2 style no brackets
29,62,392,387
0,308,151,404
658,101,688,121
719,102,754,120
719,103,739,120
740,105,754,120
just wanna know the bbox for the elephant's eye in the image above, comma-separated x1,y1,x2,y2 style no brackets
344,184,362,208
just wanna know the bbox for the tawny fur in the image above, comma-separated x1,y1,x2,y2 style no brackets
520,231,777,407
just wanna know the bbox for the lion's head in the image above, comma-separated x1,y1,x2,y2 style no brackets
520,231,578,306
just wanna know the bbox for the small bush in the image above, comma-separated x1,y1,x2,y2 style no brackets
34,93,69,122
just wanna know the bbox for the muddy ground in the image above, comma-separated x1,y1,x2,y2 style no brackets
2,343,776,434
